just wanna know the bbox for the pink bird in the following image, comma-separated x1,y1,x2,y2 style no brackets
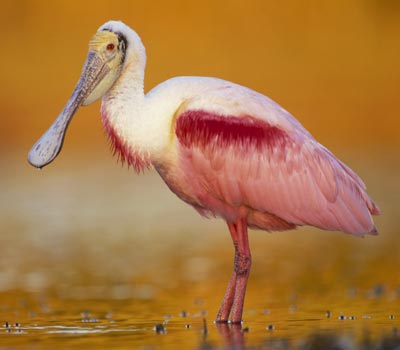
28,21,380,324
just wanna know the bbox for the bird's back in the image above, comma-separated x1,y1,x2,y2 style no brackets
147,76,380,236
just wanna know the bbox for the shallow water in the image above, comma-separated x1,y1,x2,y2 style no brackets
0,155,398,349
1,288,400,349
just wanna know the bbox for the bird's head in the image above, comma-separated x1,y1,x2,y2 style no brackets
28,20,144,168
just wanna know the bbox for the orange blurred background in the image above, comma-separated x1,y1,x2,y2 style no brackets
1,0,399,154
0,0,399,315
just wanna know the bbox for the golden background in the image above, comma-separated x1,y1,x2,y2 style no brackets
0,0,399,347
2,0,399,151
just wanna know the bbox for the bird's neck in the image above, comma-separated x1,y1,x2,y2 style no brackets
101,59,152,172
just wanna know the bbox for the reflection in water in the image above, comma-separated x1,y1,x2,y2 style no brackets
202,322,400,350
215,323,245,349
206,324,400,350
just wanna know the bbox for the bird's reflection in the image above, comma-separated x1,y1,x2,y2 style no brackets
216,322,246,349
198,320,247,350
199,322,400,350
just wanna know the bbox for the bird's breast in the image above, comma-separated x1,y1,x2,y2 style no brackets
101,109,152,172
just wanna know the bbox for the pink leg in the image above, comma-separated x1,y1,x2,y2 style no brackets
230,218,251,323
216,223,238,322
216,218,252,324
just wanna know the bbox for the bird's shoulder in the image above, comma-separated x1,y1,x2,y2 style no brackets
148,76,311,140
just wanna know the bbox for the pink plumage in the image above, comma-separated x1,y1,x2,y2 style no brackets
172,109,379,236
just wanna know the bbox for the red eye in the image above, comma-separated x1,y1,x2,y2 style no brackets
106,43,115,51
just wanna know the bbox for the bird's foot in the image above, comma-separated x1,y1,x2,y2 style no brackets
215,318,229,324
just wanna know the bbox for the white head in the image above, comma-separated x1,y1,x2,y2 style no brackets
28,20,146,168
84,21,146,104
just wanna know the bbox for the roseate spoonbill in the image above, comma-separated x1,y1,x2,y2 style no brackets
28,21,380,324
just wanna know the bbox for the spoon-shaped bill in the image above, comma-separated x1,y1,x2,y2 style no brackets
28,51,109,168
28,87,81,169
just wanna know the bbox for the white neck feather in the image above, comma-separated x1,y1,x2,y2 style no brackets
99,25,187,171
99,33,151,165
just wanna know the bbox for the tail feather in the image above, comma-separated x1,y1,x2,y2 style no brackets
368,199,381,216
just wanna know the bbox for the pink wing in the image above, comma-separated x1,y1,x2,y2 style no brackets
174,103,379,236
